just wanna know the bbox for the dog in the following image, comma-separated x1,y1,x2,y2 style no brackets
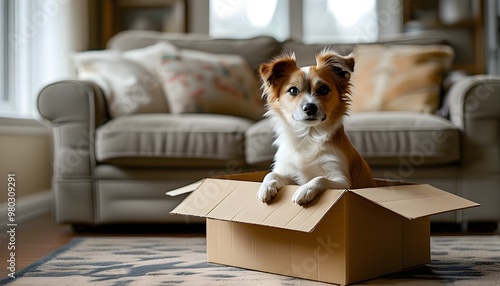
257,49,376,205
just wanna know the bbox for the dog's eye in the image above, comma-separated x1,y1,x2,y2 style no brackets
288,87,300,96
317,85,330,96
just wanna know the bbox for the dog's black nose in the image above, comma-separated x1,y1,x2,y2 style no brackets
303,103,318,116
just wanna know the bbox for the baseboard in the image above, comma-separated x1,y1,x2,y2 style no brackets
0,190,51,230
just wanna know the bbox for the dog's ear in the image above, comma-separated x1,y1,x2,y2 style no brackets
259,54,299,89
316,50,354,81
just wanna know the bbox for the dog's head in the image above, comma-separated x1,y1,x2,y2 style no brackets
259,50,354,128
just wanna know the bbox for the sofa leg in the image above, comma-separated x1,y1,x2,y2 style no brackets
431,222,499,233
461,222,468,233
72,224,93,233
465,222,499,233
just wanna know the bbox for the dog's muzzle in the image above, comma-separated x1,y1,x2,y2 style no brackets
292,102,326,124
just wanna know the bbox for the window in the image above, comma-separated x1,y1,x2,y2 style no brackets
209,0,290,41
303,0,378,43
0,0,34,118
208,0,381,44
0,0,87,119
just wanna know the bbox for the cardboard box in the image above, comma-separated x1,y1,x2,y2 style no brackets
169,171,479,285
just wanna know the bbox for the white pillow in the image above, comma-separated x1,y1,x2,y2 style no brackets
73,49,169,118
123,42,177,74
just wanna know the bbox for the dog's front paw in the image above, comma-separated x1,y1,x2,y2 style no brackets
257,180,280,203
292,182,323,205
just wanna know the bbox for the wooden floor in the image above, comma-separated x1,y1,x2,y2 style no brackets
0,215,205,279
0,214,497,279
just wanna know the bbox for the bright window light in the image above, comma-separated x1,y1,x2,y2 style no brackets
327,0,376,27
303,0,378,43
209,0,289,41
245,0,277,27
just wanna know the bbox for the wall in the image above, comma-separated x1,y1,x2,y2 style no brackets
0,119,52,203
187,0,209,34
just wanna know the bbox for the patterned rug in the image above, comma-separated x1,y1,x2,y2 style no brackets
2,236,500,286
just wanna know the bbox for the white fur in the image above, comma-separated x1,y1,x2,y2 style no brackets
257,108,351,204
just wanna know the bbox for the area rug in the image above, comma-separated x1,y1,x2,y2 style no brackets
2,236,499,286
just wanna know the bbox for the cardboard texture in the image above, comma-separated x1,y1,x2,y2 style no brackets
170,171,479,285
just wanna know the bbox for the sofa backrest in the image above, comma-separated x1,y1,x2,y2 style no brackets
283,31,451,67
107,30,282,72
108,30,451,71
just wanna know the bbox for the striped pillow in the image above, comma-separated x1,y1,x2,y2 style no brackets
350,45,454,113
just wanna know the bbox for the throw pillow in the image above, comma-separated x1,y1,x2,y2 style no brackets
350,44,454,113
123,42,177,74
157,48,265,121
73,49,169,118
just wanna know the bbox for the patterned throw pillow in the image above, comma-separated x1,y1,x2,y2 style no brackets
157,48,265,121
350,45,454,113
73,49,170,118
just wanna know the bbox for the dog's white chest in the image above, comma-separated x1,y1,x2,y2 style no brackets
275,141,347,185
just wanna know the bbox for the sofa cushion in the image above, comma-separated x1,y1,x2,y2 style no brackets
96,114,253,167
345,112,460,166
245,112,460,167
73,50,169,118
350,44,454,113
157,47,264,121
245,119,277,166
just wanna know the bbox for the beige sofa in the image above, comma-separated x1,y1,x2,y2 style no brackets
38,30,500,227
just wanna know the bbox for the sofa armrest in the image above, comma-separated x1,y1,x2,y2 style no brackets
37,80,108,179
447,75,500,174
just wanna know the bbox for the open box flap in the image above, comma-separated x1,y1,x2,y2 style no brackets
171,178,347,233
166,171,269,197
351,184,480,220
170,173,480,231
166,180,205,197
